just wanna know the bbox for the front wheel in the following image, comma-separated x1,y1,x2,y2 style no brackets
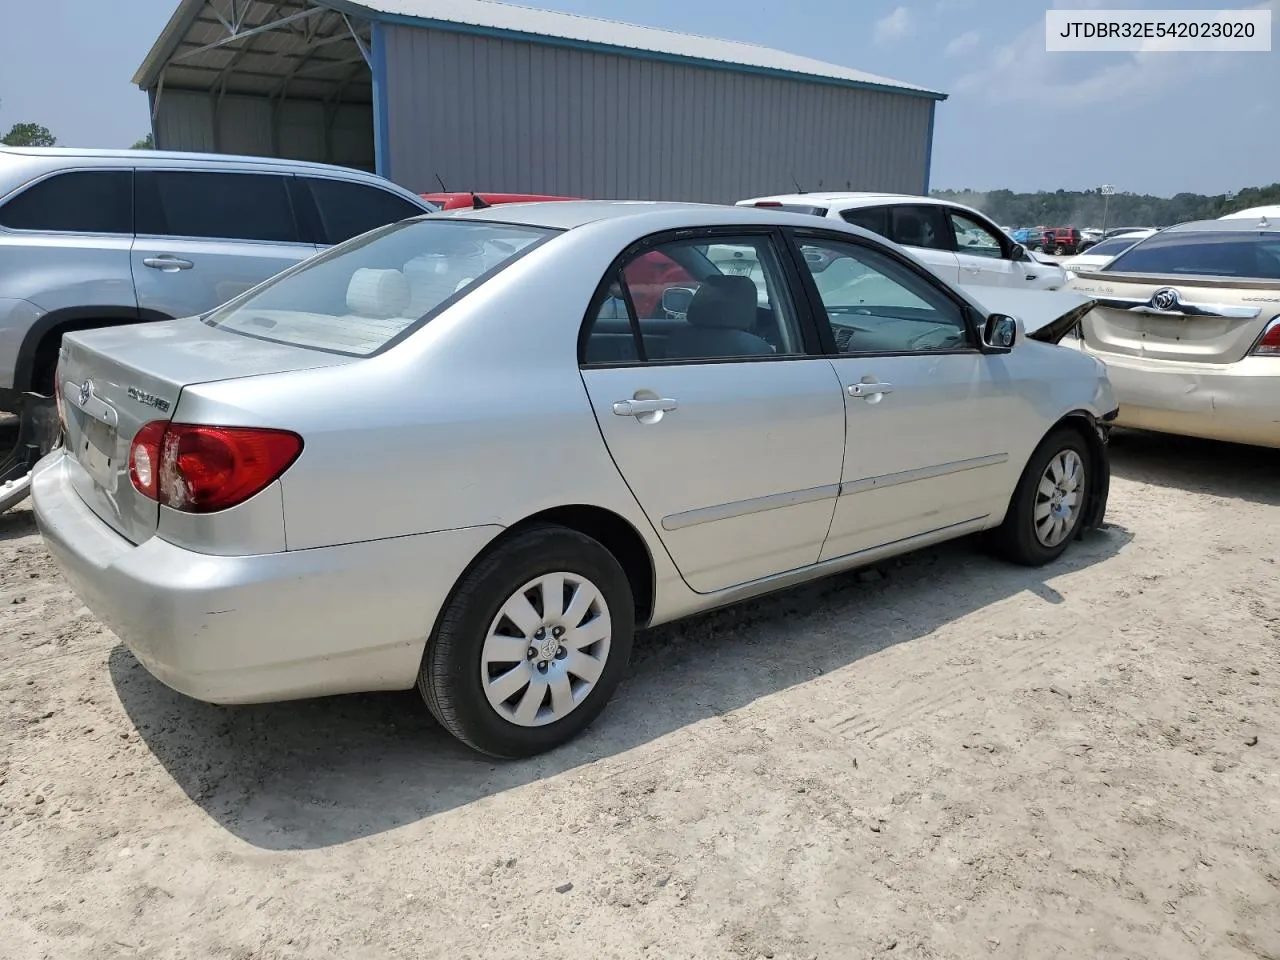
418,524,634,758
992,428,1091,566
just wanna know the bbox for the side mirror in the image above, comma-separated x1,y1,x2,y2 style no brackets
1008,242,1026,261
661,286,696,318
982,313,1018,352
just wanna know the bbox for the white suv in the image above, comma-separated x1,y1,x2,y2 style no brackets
0,147,437,411
737,192,1067,292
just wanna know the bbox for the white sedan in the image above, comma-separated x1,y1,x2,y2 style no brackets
34,202,1115,757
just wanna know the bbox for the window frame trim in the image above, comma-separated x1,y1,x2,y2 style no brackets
132,167,308,247
781,225,986,359
0,165,136,238
577,225,829,370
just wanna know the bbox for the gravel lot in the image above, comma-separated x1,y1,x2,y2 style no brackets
2,430,1279,960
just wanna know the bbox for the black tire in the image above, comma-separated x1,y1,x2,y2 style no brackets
992,427,1091,567
418,523,635,758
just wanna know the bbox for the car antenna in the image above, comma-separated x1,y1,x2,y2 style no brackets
471,192,491,209
435,172,448,192
792,175,804,194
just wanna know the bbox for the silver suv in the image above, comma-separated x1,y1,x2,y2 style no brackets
0,147,437,411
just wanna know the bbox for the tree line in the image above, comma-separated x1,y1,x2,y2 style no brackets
930,186,1280,229
1,98,151,149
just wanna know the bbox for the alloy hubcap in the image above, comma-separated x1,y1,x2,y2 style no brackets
1034,449,1084,548
480,572,611,727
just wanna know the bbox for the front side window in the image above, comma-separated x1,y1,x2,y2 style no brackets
795,237,972,354
1103,231,1280,280
0,170,132,234
303,177,427,245
135,170,299,243
581,235,804,364
204,220,555,355
888,205,950,251
949,211,1005,259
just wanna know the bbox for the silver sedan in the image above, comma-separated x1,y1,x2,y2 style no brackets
33,202,1116,757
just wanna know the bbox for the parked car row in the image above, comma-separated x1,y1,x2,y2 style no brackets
7,145,1277,761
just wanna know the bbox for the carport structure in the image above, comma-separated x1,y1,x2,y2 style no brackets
136,0,947,199
135,1,378,171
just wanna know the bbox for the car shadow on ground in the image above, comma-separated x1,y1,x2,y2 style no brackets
110,522,1132,851
0,508,37,543
1109,428,1280,506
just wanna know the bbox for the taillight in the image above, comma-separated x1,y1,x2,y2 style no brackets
1251,317,1280,356
128,422,302,513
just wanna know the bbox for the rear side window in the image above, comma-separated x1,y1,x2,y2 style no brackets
302,177,426,245
135,170,299,243
840,206,888,236
0,170,132,234
1104,231,1280,280
887,205,950,251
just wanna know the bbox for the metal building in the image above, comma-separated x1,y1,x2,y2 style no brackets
135,0,947,201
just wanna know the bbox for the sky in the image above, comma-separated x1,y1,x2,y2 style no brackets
0,0,1276,196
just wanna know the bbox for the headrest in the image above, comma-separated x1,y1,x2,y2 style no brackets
686,275,758,330
346,268,410,318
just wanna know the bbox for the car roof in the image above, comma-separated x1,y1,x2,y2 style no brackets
436,199,844,231
1160,217,1280,234
0,145,375,177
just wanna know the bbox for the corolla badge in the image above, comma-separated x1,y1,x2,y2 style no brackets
127,387,171,412
1150,287,1180,311
77,379,93,406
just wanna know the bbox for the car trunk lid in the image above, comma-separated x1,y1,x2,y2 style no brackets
58,317,353,544
1068,271,1280,363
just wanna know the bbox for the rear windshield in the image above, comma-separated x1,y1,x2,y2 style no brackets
1104,230,1280,280
1085,235,1148,258
203,219,556,355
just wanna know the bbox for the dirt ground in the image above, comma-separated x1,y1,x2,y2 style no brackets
2,430,1278,960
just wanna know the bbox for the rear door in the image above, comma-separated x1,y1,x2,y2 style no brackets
131,168,317,320
1073,229,1280,363
579,229,846,594
883,204,961,286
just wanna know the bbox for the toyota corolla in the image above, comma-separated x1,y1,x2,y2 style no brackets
33,201,1115,757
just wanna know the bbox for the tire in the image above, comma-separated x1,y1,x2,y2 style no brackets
418,523,635,758
992,427,1091,567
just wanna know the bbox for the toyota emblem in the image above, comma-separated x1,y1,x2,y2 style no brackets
1151,287,1180,311
77,379,92,407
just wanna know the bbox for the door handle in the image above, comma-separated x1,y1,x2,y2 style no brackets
847,382,893,399
141,255,194,271
1024,272,1038,280
612,397,678,417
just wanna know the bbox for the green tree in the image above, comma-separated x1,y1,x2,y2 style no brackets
1,121,56,147
131,132,154,149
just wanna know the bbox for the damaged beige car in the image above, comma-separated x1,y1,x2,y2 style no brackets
1066,216,1280,448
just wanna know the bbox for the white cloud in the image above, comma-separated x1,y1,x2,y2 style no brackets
873,6,915,44
944,30,981,58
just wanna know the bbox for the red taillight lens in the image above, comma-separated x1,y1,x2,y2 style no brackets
1252,317,1280,356
129,422,302,513
128,421,167,500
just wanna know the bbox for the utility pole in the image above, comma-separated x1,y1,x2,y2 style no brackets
1101,184,1115,234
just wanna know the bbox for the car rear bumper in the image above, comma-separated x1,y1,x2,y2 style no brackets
32,451,502,704
1089,350,1280,448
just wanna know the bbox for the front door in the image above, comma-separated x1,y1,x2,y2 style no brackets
579,231,846,594
789,232,1017,561
131,169,317,319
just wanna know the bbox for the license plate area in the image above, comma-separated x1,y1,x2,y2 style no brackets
73,414,119,489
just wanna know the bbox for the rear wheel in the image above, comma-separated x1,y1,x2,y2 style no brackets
418,524,634,758
993,428,1090,566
